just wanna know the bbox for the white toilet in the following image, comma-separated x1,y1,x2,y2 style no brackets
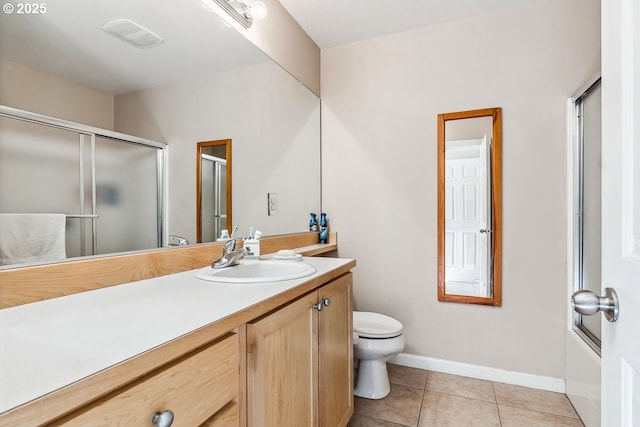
353,311,405,399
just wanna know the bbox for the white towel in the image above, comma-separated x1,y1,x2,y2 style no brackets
0,214,67,265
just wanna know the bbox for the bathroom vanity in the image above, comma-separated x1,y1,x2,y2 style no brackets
0,252,355,426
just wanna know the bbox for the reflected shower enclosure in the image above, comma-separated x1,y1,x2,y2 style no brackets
0,108,166,264
196,139,231,243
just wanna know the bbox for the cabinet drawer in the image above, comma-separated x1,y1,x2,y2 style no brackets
58,333,239,426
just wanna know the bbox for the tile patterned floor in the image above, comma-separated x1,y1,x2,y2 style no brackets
348,364,584,427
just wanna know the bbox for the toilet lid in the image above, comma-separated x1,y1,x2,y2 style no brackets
353,311,403,338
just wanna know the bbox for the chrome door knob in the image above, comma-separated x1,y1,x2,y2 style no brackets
152,410,174,427
571,287,619,322
314,302,324,311
321,298,330,307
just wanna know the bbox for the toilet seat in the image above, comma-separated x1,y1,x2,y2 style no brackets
353,311,403,339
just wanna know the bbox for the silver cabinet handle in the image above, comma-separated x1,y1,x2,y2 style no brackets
314,298,330,311
152,410,174,427
479,229,492,233
571,287,619,322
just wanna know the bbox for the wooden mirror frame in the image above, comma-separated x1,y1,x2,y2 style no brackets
196,139,232,243
437,108,502,306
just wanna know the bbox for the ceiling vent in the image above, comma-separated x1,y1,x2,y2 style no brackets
102,19,163,49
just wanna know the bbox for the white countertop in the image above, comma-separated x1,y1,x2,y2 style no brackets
0,256,353,413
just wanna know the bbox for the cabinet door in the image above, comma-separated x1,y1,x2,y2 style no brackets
318,273,354,427
247,291,319,427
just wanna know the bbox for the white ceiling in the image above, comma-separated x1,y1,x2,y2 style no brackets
0,0,546,95
277,0,545,48
0,0,267,95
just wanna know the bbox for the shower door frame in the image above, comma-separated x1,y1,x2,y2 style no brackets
564,76,602,427
0,105,168,255
571,77,602,354
201,153,227,243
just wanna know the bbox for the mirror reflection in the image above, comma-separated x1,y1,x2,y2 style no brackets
0,0,320,268
437,108,502,306
197,139,232,243
0,109,167,265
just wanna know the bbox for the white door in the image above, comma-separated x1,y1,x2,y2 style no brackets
445,157,482,284
444,137,489,296
600,0,640,424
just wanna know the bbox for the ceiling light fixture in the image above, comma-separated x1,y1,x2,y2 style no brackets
208,0,268,29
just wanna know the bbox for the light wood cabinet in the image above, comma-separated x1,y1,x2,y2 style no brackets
247,273,353,427
318,274,354,427
0,258,356,427
54,333,243,427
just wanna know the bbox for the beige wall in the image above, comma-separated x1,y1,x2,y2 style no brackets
0,59,114,129
321,0,600,379
114,60,320,243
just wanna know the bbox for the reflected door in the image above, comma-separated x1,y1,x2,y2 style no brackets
444,136,491,297
437,108,502,306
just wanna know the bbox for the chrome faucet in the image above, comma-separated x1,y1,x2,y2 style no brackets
168,235,189,246
212,238,247,269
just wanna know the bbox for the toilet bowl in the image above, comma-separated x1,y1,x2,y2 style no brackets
353,311,405,399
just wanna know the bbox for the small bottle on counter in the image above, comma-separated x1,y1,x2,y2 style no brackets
218,229,230,241
319,212,328,244
309,213,318,232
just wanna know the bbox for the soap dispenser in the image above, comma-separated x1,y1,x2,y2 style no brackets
319,212,328,243
309,213,318,232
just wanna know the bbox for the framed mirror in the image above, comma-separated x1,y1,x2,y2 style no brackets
196,139,232,243
437,108,502,306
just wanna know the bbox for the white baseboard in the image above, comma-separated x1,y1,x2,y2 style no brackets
390,352,566,394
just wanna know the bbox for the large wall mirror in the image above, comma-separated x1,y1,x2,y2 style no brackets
437,108,502,306
0,0,320,268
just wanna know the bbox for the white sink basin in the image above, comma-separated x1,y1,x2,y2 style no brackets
195,260,317,283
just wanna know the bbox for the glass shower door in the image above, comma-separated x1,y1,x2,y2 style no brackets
0,116,88,258
0,107,166,266
200,154,227,242
573,78,602,351
94,136,162,255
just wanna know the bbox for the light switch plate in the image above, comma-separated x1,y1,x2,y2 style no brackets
268,192,278,216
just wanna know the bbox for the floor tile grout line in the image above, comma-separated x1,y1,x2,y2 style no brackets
417,388,497,404
493,382,503,427
353,412,414,427
496,402,583,421
414,370,429,427
389,382,428,391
